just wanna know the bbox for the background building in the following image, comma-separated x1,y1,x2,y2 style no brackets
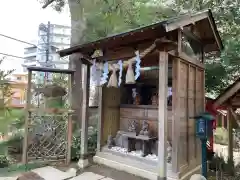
23,22,71,72
7,73,28,108
22,22,71,84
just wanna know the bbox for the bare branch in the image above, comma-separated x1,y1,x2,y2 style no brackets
42,0,55,9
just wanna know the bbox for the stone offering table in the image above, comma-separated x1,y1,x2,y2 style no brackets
120,132,157,156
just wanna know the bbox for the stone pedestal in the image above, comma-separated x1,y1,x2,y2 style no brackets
78,159,89,169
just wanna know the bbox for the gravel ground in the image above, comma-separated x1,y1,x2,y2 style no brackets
214,143,240,165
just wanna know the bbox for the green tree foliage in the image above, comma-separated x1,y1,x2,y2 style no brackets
0,57,15,133
0,57,14,110
170,0,240,95
40,0,240,95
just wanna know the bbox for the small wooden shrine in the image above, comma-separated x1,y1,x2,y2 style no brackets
213,77,240,169
59,9,223,180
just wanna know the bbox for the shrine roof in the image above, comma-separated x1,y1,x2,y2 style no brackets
214,78,240,108
59,9,223,58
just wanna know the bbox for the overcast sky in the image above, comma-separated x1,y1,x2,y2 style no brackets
0,0,70,73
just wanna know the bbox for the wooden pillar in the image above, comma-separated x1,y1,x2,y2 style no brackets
172,58,180,173
66,73,74,164
78,63,90,168
227,107,233,165
72,56,83,128
22,70,32,164
71,55,89,168
97,86,103,152
221,115,225,128
157,51,168,180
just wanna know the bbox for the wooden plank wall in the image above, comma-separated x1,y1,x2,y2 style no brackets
178,60,188,167
195,67,205,162
119,108,172,139
174,58,204,173
101,87,121,145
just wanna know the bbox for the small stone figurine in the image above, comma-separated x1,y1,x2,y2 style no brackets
128,120,137,134
134,93,141,105
139,120,150,137
167,141,172,163
107,135,115,149
151,92,158,105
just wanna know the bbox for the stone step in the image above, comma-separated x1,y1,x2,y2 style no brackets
31,166,74,180
69,172,104,180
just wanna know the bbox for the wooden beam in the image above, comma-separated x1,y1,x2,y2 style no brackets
169,51,204,69
96,40,156,61
79,54,93,65
157,51,168,179
154,38,177,52
214,81,240,107
207,16,222,51
27,66,75,74
164,12,209,32
227,107,234,174
88,38,176,63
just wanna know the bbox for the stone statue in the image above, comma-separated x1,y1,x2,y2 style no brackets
107,135,115,148
128,120,137,134
167,141,172,163
115,131,123,147
139,120,149,137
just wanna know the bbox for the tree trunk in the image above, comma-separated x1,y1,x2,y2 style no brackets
68,0,86,48
68,0,98,107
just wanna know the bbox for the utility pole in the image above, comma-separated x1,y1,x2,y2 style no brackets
45,21,51,81
46,21,51,65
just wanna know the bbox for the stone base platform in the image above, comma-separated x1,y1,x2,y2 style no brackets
93,150,178,180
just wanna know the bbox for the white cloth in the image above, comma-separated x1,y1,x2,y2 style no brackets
126,62,135,84
107,65,118,88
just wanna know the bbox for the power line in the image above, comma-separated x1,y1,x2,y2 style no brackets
0,34,37,47
0,52,69,64
0,52,28,60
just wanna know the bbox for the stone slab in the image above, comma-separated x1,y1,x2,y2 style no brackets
0,178,17,180
31,166,74,180
16,172,44,180
101,178,114,180
70,172,104,180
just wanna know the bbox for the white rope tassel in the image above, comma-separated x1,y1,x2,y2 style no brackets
126,61,135,84
107,65,118,88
